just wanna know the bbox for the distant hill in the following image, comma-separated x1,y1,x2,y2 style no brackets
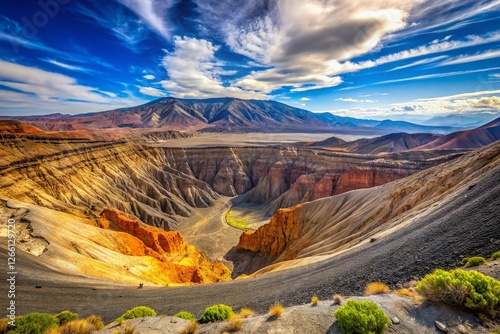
375,119,457,134
0,120,44,134
308,132,442,154
0,97,458,134
308,117,500,154
414,116,500,150
421,113,499,128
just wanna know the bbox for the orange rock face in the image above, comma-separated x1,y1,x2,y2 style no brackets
238,206,305,260
99,209,231,284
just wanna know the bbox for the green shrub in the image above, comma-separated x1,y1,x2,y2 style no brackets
334,300,390,334
8,313,58,334
462,257,470,264
174,311,196,321
55,310,78,325
416,269,500,317
491,251,500,260
465,256,487,268
199,304,234,323
116,306,156,323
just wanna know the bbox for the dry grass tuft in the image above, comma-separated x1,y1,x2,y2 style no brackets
364,282,390,296
238,308,255,318
268,303,284,318
311,295,319,305
225,316,243,332
332,294,343,305
123,326,136,334
51,316,104,334
179,320,199,334
393,288,414,298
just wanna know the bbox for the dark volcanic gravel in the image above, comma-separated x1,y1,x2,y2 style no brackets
0,163,499,323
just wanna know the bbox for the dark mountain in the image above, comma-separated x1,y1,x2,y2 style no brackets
414,116,500,150
0,97,458,133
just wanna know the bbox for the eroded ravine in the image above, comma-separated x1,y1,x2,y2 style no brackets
0,136,465,283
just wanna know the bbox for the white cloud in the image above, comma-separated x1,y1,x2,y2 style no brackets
375,66,500,85
44,59,89,72
438,49,500,66
160,36,266,99
416,90,500,101
138,86,166,97
143,74,155,80
0,88,146,115
300,97,310,101
117,0,177,40
336,98,376,103
198,0,411,93
389,56,448,71
0,60,146,115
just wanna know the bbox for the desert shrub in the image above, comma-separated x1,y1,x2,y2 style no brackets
462,257,471,264
268,303,284,318
416,269,500,317
179,321,199,334
55,311,78,325
199,304,234,323
393,288,414,298
225,316,243,332
491,251,500,260
465,257,487,268
311,295,319,305
332,294,343,305
238,308,255,318
334,300,391,334
57,320,92,334
489,329,500,334
83,315,104,330
116,306,156,323
174,311,196,321
123,326,136,334
9,313,59,334
364,282,390,296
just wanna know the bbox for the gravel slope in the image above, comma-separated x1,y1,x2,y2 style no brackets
1,156,498,323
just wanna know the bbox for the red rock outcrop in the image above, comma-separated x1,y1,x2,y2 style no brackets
238,206,305,260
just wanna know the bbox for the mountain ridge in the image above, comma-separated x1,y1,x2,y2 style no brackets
0,97,460,134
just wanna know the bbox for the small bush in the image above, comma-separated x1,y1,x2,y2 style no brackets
174,311,196,321
9,313,59,334
55,311,78,325
334,300,391,334
332,294,343,305
364,282,390,296
268,303,284,318
123,326,136,334
116,306,156,323
462,257,471,264
416,269,500,317
84,315,104,330
199,304,234,323
393,288,414,298
179,321,199,334
491,251,500,260
57,320,93,334
238,308,255,318
311,295,319,305
225,316,243,332
465,256,487,268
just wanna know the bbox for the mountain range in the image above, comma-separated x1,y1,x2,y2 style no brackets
1,97,462,134
306,116,500,153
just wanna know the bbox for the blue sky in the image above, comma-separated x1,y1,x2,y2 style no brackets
0,0,499,121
